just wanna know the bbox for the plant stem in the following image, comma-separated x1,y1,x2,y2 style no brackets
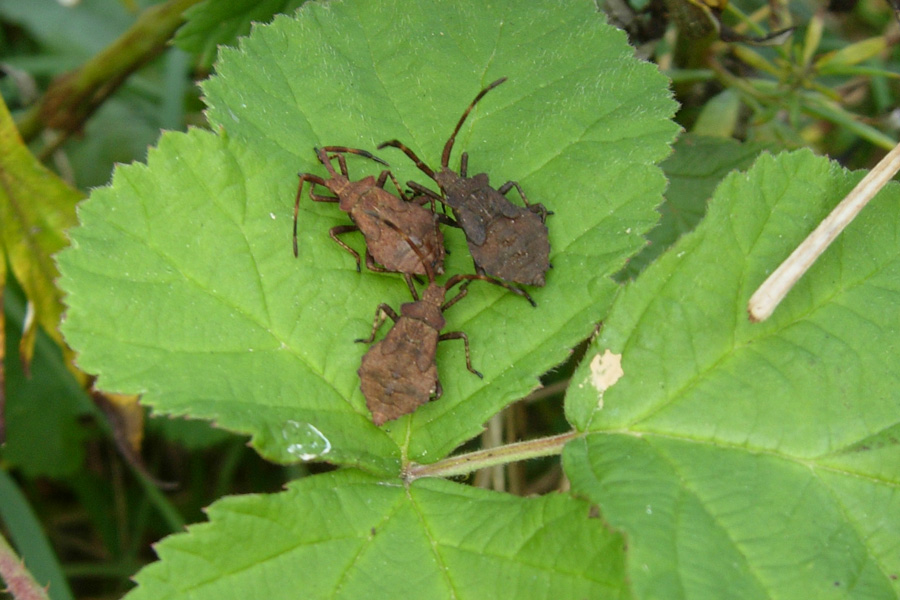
16,0,204,144
521,379,570,404
0,471,73,600
0,528,51,600
133,467,187,533
404,431,580,482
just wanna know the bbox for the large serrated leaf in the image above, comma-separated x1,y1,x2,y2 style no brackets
58,0,678,471
564,149,900,597
59,129,402,474
126,469,628,600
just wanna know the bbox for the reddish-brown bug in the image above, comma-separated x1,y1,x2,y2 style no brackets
356,213,532,426
378,78,551,290
292,146,444,281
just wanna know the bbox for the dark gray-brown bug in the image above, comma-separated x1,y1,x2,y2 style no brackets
356,214,531,426
292,146,444,281
378,78,551,290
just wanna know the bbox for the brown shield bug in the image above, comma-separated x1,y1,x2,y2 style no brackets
356,213,533,426
292,146,444,280
377,78,551,290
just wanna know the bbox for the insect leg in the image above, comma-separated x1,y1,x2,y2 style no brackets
404,274,420,301
294,173,331,257
441,281,470,312
446,273,536,307
355,304,400,344
332,152,350,177
329,225,363,272
497,180,552,221
364,250,388,273
408,181,451,218
376,169,410,201
307,174,341,204
438,331,483,378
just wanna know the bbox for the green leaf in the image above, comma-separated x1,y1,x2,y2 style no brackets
65,97,168,190
620,134,771,279
126,470,627,600
1,281,92,478
59,129,403,474
691,90,741,138
801,93,898,151
0,91,81,386
564,150,900,597
58,0,678,471
174,0,304,64
815,36,889,72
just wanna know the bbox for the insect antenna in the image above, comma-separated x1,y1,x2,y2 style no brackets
319,146,389,165
314,146,388,178
377,139,436,180
440,77,507,168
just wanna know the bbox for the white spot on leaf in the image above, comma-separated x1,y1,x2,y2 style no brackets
589,349,623,409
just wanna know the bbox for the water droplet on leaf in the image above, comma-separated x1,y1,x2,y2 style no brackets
281,421,331,460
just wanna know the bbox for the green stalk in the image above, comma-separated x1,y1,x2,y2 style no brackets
16,0,204,143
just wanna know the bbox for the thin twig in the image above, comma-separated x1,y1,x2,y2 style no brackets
748,141,900,322
404,431,579,482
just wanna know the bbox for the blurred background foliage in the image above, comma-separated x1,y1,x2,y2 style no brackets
0,0,896,597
